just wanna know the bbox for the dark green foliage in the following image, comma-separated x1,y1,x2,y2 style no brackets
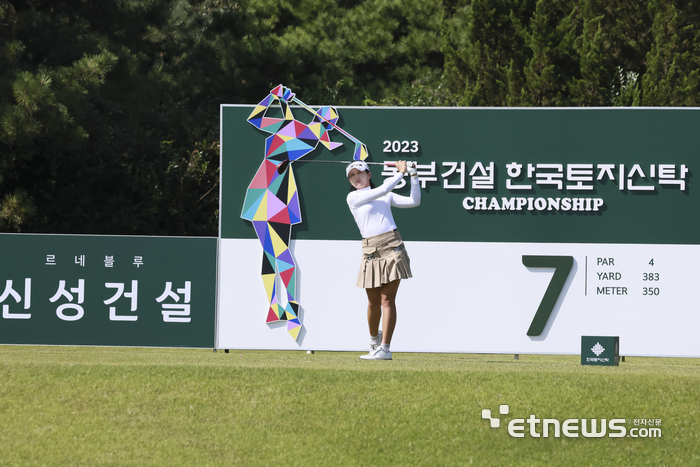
640,0,700,105
1,0,219,235
201,0,445,105
441,0,700,107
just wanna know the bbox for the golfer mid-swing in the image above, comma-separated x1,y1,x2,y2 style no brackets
346,160,421,360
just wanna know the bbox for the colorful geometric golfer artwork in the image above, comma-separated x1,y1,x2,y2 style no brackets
241,85,368,340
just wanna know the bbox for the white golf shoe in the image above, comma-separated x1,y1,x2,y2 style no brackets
360,346,392,360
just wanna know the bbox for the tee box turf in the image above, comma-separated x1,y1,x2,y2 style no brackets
581,336,620,366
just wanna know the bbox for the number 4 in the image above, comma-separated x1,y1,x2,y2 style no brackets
522,256,574,336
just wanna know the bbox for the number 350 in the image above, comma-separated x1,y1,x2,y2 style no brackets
383,140,419,153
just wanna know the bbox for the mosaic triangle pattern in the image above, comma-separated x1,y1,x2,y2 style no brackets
241,85,368,340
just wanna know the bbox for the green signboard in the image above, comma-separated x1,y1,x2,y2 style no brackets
0,234,217,348
221,106,696,244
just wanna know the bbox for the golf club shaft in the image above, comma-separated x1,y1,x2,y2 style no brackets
276,158,404,174
293,160,395,166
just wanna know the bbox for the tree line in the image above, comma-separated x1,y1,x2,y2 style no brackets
1,0,697,235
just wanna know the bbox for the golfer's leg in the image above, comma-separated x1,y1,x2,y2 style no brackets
380,279,400,344
365,287,382,337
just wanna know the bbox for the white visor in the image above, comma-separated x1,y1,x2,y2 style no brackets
346,160,370,177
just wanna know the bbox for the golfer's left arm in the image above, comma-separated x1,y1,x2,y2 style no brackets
391,163,421,208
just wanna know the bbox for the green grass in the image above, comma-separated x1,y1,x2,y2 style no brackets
0,347,698,466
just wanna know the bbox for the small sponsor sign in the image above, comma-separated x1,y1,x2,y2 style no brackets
582,336,619,366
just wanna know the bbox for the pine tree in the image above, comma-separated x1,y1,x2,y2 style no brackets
569,14,611,105
441,0,700,107
640,0,700,105
442,0,537,106
521,0,579,106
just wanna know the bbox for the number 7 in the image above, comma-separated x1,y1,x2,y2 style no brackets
522,256,574,336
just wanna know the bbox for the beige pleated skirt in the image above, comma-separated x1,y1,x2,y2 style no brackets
356,229,413,288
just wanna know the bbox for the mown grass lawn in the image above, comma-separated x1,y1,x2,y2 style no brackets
0,347,697,466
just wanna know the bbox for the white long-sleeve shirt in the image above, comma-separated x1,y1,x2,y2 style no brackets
346,173,421,238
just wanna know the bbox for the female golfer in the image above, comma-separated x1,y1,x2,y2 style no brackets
346,159,421,360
